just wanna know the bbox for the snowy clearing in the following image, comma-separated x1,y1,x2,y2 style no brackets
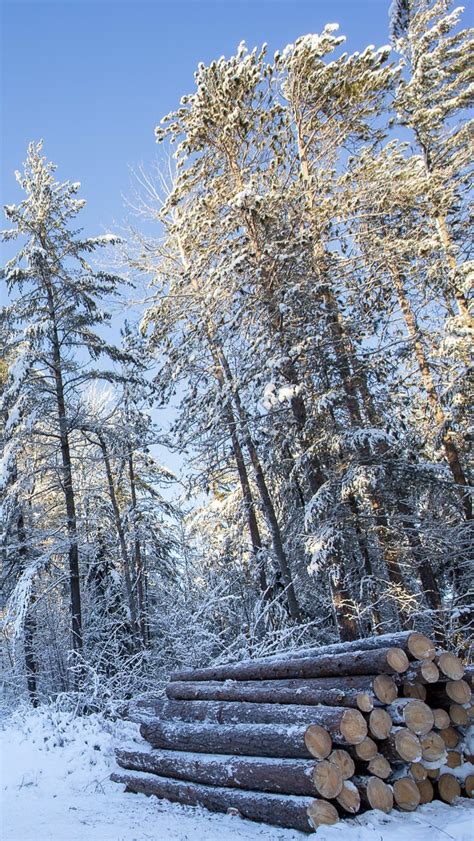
1,707,473,841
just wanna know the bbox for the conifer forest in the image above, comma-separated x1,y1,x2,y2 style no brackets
1,0,472,715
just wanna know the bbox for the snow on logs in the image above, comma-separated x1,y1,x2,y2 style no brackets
170,646,410,683
113,631,472,834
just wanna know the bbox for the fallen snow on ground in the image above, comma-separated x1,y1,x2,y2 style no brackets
1,705,473,841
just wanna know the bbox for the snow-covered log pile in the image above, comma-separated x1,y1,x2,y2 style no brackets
112,631,473,833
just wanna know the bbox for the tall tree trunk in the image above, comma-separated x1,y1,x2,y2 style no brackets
95,432,139,636
44,280,83,677
127,448,148,644
217,348,302,621
389,264,471,519
17,512,38,706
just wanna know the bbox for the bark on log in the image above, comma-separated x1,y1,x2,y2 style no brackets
392,777,421,811
140,708,367,759
165,675,392,708
387,699,434,736
115,748,320,796
403,661,439,684
133,699,367,732
379,729,422,762
111,771,316,833
140,720,316,759
257,632,435,663
428,680,471,705
170,647,409,683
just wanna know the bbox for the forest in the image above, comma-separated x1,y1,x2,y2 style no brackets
1,0,472,714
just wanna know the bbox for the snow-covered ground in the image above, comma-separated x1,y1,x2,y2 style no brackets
1,705,473,841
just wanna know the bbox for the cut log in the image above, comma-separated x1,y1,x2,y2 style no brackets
372,675,398,704
436,652,465,681
116,748,321,796
111,771,316,833
445,750,462,769
366,754,392,779
429,680,471,705
170,647,409,683
336,780,360,814
368,708,392,739
392,777,421,811
449,704,468,726
356,693,374,713
439,726,459,749
464,775,474,797
304,726,332,760
416,778,434,804
140,720,317,759
426,766,440,779
402,682,427,701
388,699,434,736
432,708,451,730
437,773,461,803
420,732,447,763
410,762,428,781
307,799,339,829
351,737,378,761
312,760,343,798
250,631,435,663
135,699,367,733
353,776,393,812
165,675,391,709
404,661,439,684
379,729,422,762
328,749,355,780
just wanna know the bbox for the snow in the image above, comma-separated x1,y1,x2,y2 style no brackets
1,706,473,841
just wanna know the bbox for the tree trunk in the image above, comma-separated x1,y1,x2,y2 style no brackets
163,674,394,708
127,448,148,644
111,771,315,832
170,645,409,683
389,264,471,519
133,700,367,738
44,280,83,674
96,432,138,634
116,748,319,796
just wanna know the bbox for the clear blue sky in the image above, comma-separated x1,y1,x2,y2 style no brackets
0,0,436,237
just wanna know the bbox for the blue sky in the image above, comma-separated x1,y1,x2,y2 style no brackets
2,0,424,238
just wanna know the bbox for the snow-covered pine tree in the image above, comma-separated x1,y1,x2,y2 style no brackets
1,142,125,686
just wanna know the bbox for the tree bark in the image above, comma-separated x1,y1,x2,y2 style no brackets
116,748,319,796
164,674,393,708
111,771,315,833
170,646,409,683
134,700,367,737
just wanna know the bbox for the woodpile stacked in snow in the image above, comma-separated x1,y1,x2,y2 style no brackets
112,631,473,833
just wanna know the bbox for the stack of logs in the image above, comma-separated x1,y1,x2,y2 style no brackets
112,631,473,833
